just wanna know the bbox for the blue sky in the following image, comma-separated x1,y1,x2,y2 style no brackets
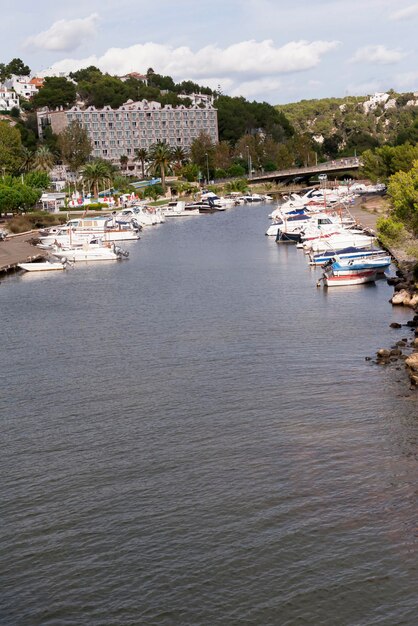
1,0,418,103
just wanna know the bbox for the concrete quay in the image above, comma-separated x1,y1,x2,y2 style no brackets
0,232,46,274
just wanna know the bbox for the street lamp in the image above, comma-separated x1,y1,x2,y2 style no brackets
246,146,252,178
205,152,210,184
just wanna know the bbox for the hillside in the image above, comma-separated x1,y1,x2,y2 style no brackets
276,92,418,156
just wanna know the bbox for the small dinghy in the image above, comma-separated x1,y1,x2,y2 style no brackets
18,260,67,272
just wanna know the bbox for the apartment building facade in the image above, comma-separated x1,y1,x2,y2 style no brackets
37,99,218,162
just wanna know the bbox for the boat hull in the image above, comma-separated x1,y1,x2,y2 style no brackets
323,270,377,286
18,261,66,272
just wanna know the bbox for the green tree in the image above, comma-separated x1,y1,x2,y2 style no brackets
135,148,148,178
120,155,129,171
179,162,199,182
387,160,418,234
214,141,232,171
70,66,103,82
147,142,173,192
19,146,33,173
190,131,215,179
361,144,418,182
32,145,55,172
0,121,23,174
82,159,113,198
0,57,30,81
32,77,77,109
76,74,130,108
172,146,188,170
24,171,51,189
7,58,30,76
0,181,40,212
57,121,92,172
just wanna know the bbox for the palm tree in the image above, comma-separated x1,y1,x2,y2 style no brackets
172,146,188,170
120,154,128,172
32,145,55,172
82,160,113,198
134,148,148,179
147,142,173,192
20,146,33,173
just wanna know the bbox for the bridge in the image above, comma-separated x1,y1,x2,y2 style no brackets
249,157,361,184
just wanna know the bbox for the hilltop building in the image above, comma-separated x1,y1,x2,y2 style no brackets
4,75,44,99
119,72,148,85
37,99,219,163
0,87,20,111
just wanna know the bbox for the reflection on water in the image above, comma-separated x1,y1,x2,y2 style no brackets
0,205,417,626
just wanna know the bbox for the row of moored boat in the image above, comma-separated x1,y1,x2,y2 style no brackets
267,187,391,287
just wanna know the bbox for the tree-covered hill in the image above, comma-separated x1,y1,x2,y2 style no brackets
277,92,418,157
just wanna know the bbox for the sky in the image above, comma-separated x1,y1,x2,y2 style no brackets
1,0,418,104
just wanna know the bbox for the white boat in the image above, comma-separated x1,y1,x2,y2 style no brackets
162,201,200,217
321,269,377,287
39,216,140,245
51,241,129,262
241,193,264,202
305,232,375,253
18,260,67,272
201,191,236,207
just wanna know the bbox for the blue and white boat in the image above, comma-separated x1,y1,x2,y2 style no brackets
309,246,388,266
328,255,391,275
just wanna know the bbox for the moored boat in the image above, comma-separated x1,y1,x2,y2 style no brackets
321,269,377,287
309,246,387,266
326,256,391,275
18,260,68,272
51,240,129,262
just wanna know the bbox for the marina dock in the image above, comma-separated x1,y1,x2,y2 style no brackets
0,232,46,274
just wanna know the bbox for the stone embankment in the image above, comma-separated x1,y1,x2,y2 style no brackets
382,264,418,386
0,231,46,275
354,195,418,387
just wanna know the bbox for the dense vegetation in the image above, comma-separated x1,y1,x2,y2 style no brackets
278,93,418,158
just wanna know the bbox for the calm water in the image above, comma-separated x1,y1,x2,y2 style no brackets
1,205,417,626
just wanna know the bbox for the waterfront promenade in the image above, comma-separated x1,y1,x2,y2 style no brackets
0,232,46,274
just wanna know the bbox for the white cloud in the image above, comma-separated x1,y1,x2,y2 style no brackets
345,80,384,96
389,3,418,20
392,71,418,89
25,14,99,52
44,38,339,80
229,77,283,100
350,45,407,65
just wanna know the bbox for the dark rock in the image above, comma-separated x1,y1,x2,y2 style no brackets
406,320,417,327
391,348,402,355
365,356,372,361
390,322,402,328
377,349,391,358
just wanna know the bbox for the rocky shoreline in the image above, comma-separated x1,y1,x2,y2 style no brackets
377,262,418,387
351,194,418,387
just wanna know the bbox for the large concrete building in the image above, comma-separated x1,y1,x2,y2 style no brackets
37,99,218,163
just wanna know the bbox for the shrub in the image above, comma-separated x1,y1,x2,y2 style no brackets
227,164,246,177
87,202,109,210
376,216,406,244
7,211,65,233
